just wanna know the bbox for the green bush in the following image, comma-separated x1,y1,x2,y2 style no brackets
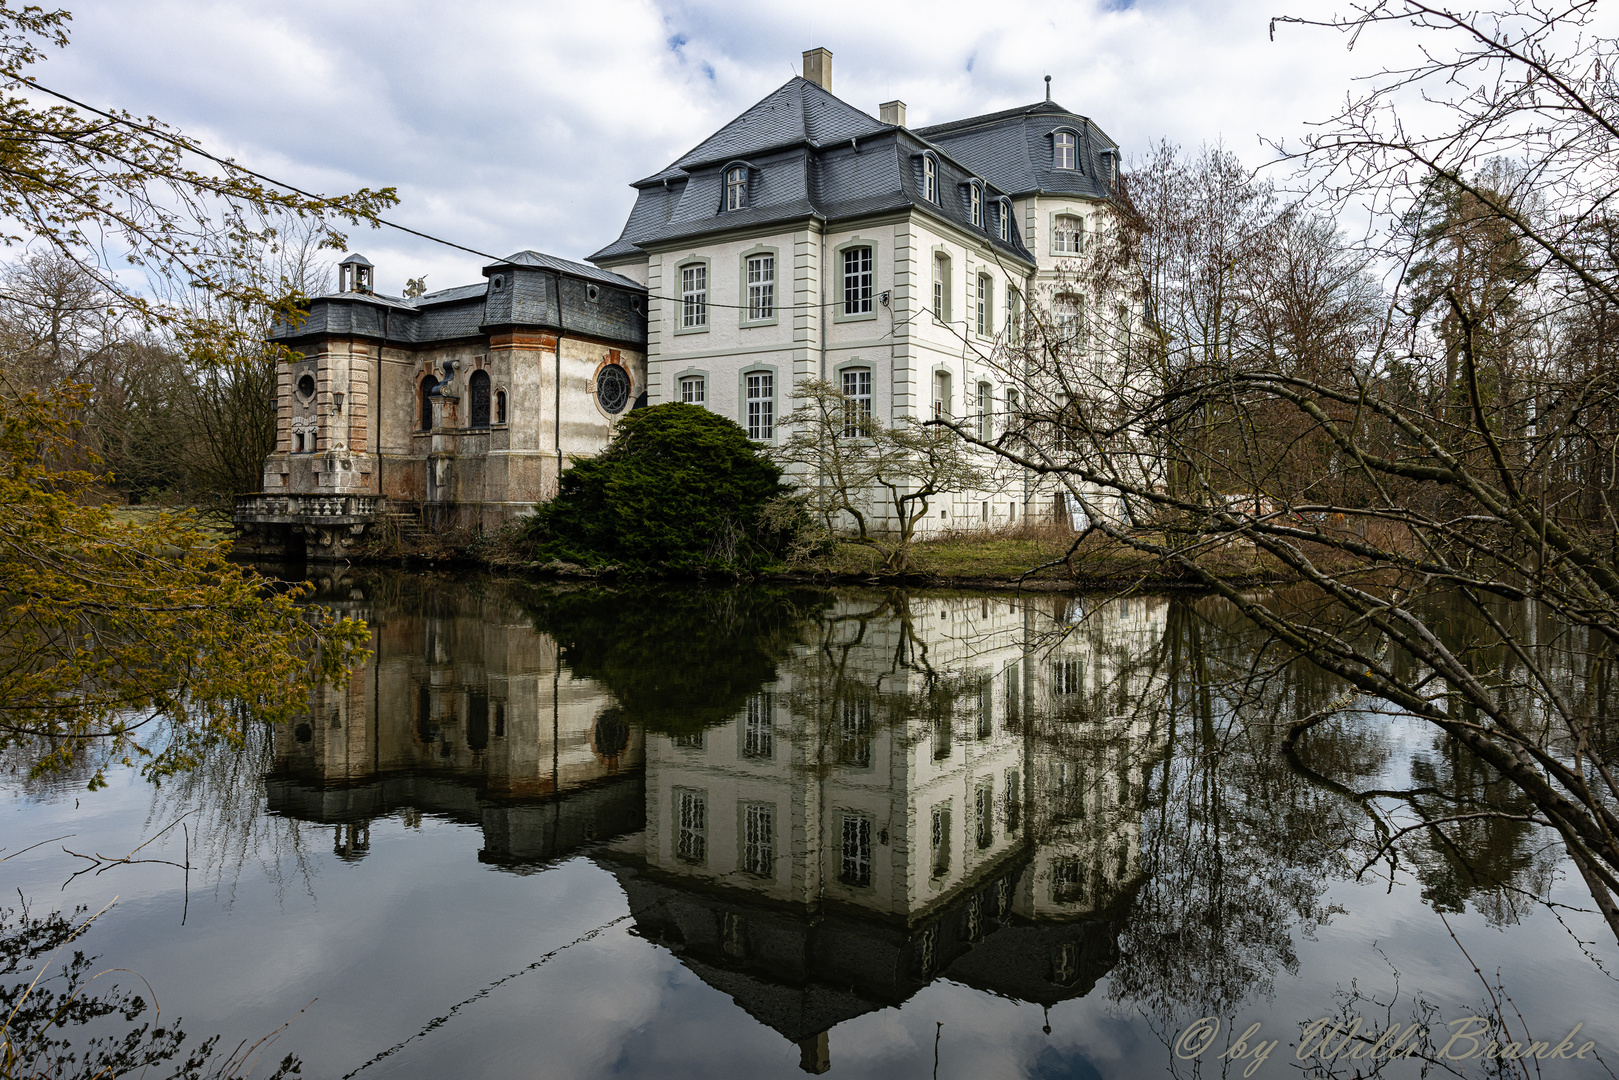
524,403,790,574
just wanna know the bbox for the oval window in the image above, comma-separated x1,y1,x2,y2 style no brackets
597,364,630,414
297,373,315,399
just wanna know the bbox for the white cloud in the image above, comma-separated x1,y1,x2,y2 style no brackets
25,0,1617,294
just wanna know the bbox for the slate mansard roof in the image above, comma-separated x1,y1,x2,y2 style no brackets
915,99,1119,201
271,250,647,349
588,77,1044,266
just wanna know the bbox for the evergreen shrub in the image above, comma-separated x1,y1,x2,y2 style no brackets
523,403,794,574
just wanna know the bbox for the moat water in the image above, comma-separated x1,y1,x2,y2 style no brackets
3,568,1617,1079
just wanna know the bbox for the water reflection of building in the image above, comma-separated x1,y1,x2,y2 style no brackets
267,578,644,868
601,592,1170,1072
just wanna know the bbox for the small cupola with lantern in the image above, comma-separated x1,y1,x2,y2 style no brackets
338,253,375,294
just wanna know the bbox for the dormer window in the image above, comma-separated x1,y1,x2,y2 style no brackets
923,155,939,204
726,166,747,210
969,184,983,227
997,199,1010,241
1055,131,1077,170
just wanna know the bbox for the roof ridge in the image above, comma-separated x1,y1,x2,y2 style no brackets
916,100,1086,136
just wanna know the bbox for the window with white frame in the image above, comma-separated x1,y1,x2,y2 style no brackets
743,802,774,876
1054,293,1084,354
1054,214,1084,254
840,812,873,887
841,367,872,438
673,730,705,749
843,246,873,315
1007,285,1023,344
975,273,992,335
1053,657,1085,695
932,253,949,321
680,264,707,328
745,371,774,440
1004,387,1020,433
923,155,938,203
743,692,773,758
838,697,872,767
680,375,705,405
975,783,994,849
1003,768,1021,833
977,381,992,440
997,199,1010,240
676,789,707,862
969,184,982,227
930,804,951,876
1055,130,1077,170
933,370,951,419
746,254,774,320
726,166,747,210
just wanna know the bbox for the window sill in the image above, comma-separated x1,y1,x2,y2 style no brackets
673,323,711,336
834,309,878,324
739,317,779,328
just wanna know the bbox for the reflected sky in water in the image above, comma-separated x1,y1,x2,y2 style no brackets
3,569,1616,1079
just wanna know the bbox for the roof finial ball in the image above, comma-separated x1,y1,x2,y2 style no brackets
1044,75,1052,102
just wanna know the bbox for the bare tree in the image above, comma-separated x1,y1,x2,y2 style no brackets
774,380,996,573
958,2,1619,942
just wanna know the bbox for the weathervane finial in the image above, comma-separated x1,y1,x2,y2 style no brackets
1044,75,1052,101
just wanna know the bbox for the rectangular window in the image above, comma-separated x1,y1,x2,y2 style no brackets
933,370,951,420
924,156,938,203
932,254,948,321
681,264,707,328
970,185,982,226
680,376,705,405
975,275,989,335
726,166,747,211
676,790,707,862
841,368,872,438
1005,661,1020,724
975,784,994,849
997,202,1009,241
673,731,705,749
977,675,993,738
745,372,774,440
840,813,872,886
1055,131,1077,171
743,693,773,758
839,697,872,767
1007,286,1022,344
746,254,774,320
1054,215,1084,255
1052,857,1083,903
1003,768,1021,833
1053,658,1085,695
743,802,774,876
977,382,992,441
843,246,873,315
930,804,951,876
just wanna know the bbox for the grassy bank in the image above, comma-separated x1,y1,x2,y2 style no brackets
786,525,1283,590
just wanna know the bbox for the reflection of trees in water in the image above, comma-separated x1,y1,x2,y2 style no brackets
145,711,319,906
522,584,828,735
0,901,300,1079
1107,601,1370,1024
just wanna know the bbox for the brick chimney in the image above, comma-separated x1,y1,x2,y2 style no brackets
802,48,832,91
879,100,907,127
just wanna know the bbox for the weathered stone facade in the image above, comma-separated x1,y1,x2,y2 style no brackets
236,251,647,558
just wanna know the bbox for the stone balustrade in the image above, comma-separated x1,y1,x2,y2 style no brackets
235,492,386,526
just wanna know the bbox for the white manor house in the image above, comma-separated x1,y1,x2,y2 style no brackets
235,49,1130,559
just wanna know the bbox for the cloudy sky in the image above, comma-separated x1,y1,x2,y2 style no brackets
22,0,1578,295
